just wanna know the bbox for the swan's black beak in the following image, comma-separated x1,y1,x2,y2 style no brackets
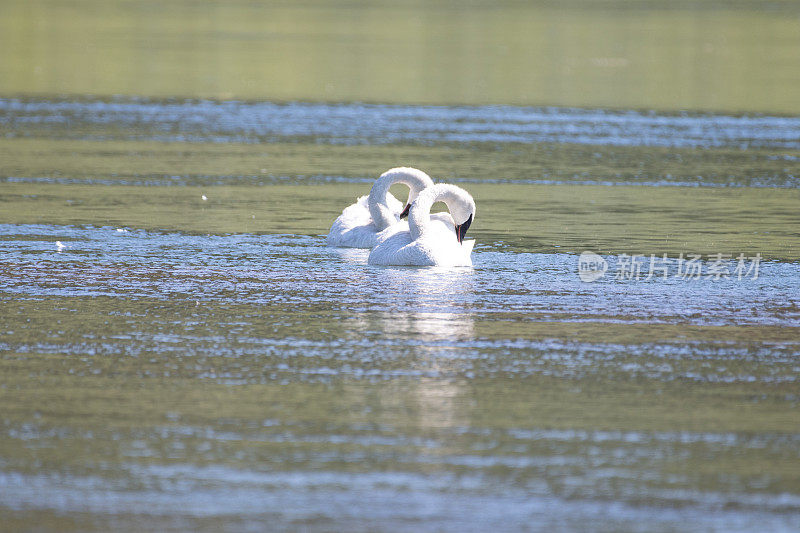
455,213,473,244
399,204,411,219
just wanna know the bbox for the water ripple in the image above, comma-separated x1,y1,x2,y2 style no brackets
3,97,799,149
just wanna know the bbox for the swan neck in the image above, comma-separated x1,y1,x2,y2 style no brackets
368,168,432,230
409,192,437,241
409,184,473,241
367,174,397,230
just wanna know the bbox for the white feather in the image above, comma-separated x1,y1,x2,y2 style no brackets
368,184,476,267
326,167,433,248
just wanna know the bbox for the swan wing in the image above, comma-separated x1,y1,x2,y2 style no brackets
327,195,381,247
429,212,456,231
328,193,407,248
328,216,385,247
375,219,410,244
367,191,404,217
385,192,404,215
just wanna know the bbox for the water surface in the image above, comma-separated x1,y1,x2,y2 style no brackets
2,95,800,530
2,1,800,530
2,225,799,531
2,0,800,113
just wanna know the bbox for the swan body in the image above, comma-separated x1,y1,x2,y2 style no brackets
368,184,476,267
326,167,434,248
326,194,401,249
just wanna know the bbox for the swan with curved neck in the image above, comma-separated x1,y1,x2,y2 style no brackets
368,184,476,267
326,167,434,248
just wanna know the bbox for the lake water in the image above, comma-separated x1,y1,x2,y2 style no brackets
2,1,800,531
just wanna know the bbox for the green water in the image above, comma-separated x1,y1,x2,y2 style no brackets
1,1,800,531
2,0,800,113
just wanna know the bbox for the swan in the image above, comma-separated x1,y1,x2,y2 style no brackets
326,167,435,248
368,184,476,267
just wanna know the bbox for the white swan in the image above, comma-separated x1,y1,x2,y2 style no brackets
368,184,476,267
326,167,434,248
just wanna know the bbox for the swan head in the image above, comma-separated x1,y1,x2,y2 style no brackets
409,183,476,244
455,213,473,244
447,189,476,244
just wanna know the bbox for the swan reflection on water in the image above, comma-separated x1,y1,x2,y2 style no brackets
345,262,477,341
376,260,477,301
395,309,472,430
350,307,474,431
328,229,478,429
378,310,474,340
